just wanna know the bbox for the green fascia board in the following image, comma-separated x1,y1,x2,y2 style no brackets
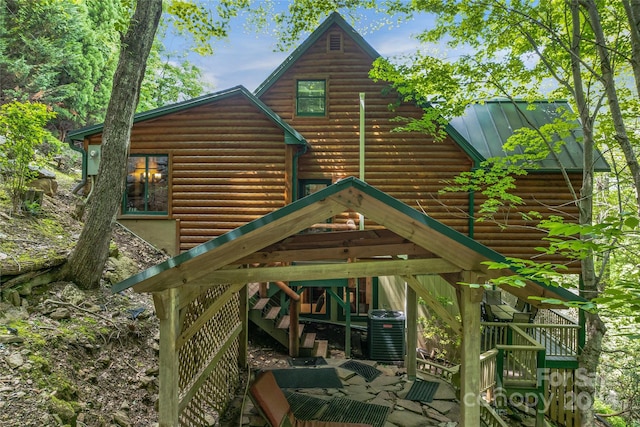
254,12,380,98
66,85,306,146
112,176,585,305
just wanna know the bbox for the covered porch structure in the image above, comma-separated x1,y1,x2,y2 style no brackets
113,177,585,427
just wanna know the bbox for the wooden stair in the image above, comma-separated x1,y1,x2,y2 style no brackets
247,284,325,357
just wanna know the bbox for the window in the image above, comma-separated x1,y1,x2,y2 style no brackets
123,155,168,215
299,179,331,199
296,80,326,116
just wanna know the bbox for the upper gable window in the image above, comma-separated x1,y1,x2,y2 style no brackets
123,154,169,215
296,80,326,116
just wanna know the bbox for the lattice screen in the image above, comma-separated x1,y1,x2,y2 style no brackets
178,285,241,426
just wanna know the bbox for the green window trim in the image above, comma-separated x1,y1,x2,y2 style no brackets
296,80,326,116
123,154,169,215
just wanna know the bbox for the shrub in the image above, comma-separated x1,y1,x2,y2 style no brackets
0,101,56,212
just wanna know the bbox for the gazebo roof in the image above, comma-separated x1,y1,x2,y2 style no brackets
113,177,584,307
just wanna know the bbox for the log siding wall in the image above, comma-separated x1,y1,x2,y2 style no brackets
259,23,474,232
86,94,290,252
81,23,583,269
259,23,581,270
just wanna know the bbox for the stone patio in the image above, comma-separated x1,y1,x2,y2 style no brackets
238,358,460,427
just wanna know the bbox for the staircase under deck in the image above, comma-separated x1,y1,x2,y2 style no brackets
248,283,328,358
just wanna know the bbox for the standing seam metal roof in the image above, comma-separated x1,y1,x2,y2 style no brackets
448,100,610,171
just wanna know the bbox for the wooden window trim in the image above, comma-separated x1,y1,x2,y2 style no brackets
121,153,170,217
294,77,329,118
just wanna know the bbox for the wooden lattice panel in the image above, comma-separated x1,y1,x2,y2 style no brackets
178,285,241,426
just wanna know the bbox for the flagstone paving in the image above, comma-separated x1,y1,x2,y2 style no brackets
239,357,461,427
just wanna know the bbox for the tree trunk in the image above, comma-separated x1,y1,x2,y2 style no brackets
623,0,640,98
63,0,162,289
583,0,640,213
570,3,605,426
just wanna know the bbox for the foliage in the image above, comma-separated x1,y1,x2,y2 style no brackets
418,296,461,363
138,24,209,111
0,0,213,135
593,400,631,427
0,100,55,212
166,0,250,55
0,0,122,135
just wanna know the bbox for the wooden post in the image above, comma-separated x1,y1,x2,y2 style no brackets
459,281,483,427
158,287,180,427
289,297,300,357
239,283,248,368
345,294,351,359
406,283,417,379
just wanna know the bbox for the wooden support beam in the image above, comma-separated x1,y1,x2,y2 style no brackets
133,198,348,293
197,258,461,286
459,273,484,427
158,287,180,427
289,298,299,357
239,284,248,368
406,283,417,380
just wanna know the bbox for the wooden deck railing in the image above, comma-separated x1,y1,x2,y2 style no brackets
480,399,510,427
529,324,580,359
481,321,579,359
480,349,498,394
497,325,546,388
534,308,577,327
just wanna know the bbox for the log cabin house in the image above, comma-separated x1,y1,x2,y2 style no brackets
67,13,608,427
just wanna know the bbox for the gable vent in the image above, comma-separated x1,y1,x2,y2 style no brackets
328,33,342,52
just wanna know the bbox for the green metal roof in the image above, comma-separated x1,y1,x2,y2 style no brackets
112,177,586,305
254,12,379,98
66,85,307,145
449,100,610,172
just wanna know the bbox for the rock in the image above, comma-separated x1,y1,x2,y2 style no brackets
2,289,21,307
426,400,456,414
425,407,453,423
27,166,57,196
139,376,156,391
388,408,438,427
0,304,29,321
104,255,139,286
204,413,217,426
7,352,24,369
396,398,424,414
17,283,34,296
113,409,132,427
27,177,58,196
48,396,76,423
50,307,71,320
0,335,24,344
61,284,85,306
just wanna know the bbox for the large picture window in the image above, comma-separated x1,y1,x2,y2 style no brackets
296,80,326,116
123,155,168,215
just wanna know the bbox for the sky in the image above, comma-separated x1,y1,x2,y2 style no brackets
163,9,433,93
